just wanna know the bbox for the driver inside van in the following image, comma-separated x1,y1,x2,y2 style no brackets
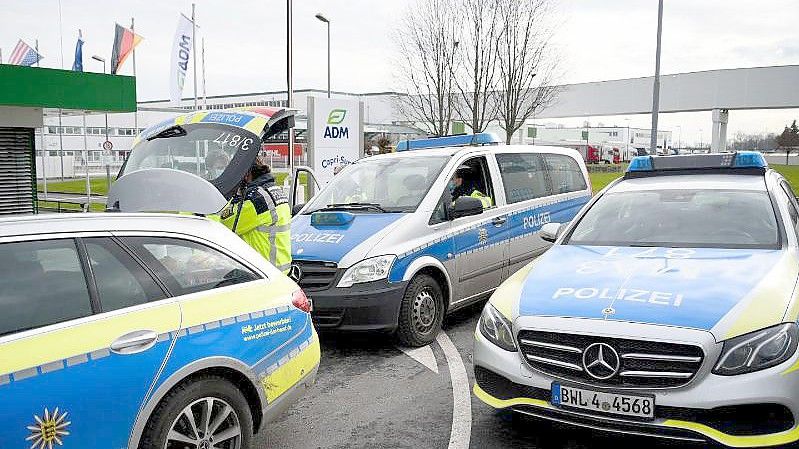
450,165,492,209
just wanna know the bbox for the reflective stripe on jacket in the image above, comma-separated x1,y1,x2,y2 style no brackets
215,175,292,272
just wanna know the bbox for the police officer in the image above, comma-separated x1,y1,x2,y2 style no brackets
451,164,492,208
216,157,292,272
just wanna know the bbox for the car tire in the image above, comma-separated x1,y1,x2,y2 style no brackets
139,374,254,449
396,274,445,347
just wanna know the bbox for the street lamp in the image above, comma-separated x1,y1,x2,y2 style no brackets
315,13,331,98
92,55,112,190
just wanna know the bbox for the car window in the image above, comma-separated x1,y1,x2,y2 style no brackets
567,189,780,249
544,154,587,194
495,153,550,204
779,181,799,239
0,239,92,336
122,237,261,296
84,238,166,312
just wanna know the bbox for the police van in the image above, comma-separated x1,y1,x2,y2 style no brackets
290,133,592,346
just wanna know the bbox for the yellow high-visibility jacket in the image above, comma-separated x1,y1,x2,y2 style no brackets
213,174,292,273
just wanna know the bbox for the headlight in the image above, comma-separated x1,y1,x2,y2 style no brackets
479,303,516,352
337,255,396,288
713,323,799,376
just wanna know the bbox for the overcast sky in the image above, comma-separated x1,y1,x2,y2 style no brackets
2,0,798,145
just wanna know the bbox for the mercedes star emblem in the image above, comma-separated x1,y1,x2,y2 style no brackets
288,264,303,282
582,342,620,380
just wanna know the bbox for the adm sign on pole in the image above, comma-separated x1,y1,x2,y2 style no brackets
307,96,364,186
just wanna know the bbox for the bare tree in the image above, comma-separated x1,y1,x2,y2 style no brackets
394,0,460,136
495,0,560,144
453,0,502,133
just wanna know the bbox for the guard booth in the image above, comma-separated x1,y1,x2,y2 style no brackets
0,65,135,214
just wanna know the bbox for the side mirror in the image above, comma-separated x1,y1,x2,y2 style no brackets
451,196,484,219
292,203,305,216
540,222,563,243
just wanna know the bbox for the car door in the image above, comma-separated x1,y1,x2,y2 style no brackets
0,236,180,449
494,152,554,278
450,155,510,302
119,235,315,407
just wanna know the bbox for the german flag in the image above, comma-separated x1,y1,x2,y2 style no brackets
110,23,143,74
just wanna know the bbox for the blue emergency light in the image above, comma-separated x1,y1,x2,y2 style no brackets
626,151,768,177
396,133,501,151
311,211,355,227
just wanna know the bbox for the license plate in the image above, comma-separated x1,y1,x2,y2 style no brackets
551,382,654,419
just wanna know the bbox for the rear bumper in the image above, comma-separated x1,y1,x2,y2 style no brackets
261,364,318,425
308,280,408,331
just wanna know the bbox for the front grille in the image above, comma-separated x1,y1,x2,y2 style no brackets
293,260,338,291
517,330,704,388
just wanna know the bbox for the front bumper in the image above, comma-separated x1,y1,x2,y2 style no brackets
473,322,799,448
307,279,409,331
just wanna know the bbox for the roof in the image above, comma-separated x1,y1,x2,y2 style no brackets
361,144,585,162
0,65,136,113
610,174,768,193
0,213,218,238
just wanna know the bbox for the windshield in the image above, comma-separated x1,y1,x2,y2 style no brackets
121,123,261,198
566,189,781,249
305,155,450,213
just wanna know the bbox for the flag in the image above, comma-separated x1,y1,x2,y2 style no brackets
8,39,43,66
72,33,84,72
110,23,142,74
170,14,194,105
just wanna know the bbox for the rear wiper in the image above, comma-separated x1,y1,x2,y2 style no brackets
324,202,387,213
147,125,186,141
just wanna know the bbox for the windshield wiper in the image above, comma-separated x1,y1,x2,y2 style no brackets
147,125,187,141
323,202,388,213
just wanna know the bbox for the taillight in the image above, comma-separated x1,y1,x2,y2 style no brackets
292,289,312,313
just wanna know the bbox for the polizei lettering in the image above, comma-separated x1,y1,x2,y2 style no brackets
552,287,684,307
292,232,345,244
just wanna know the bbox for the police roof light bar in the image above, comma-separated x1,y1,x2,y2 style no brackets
395,132,501,151
625,151,768,178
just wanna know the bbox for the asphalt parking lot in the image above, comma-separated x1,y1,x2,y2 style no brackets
255,302,689,449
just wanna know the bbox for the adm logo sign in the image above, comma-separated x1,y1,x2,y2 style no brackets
324,108,349,139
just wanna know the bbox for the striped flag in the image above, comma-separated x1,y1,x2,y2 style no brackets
8,39,43,66
110,23,143,74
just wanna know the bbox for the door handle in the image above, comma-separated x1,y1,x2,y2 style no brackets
492,215,508,227
110,330,159,355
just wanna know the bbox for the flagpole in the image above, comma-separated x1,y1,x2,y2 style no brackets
201,38,207,109
40,112,48,200
192,3,198,111
131,17,138,133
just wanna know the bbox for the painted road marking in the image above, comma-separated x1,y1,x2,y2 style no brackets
396,344,439,374
437,331,472,449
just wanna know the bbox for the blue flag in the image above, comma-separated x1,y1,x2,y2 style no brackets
72,36,83,71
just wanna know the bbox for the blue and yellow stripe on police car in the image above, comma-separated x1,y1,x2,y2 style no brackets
161,276,320,402
473,384,799,448
0,301,180,378
718,251,799,340
131,109,271,147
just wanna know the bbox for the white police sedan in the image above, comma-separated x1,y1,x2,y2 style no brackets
473,152,799,447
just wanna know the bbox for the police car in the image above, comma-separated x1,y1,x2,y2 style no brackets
0,213,319,448
473,152,799,447
291,133,591,346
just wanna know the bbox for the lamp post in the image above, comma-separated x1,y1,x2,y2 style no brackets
92,55,111,190
315,13,331,98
